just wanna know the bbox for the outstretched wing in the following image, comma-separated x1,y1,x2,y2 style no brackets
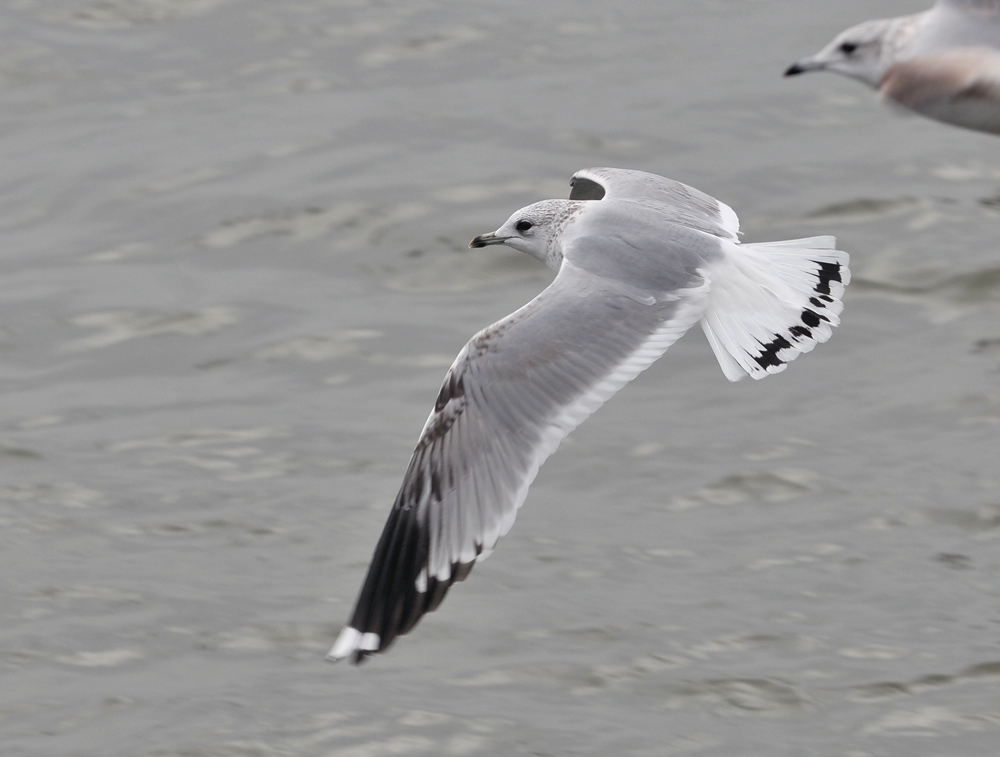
568,167,740,242
328,260,709,663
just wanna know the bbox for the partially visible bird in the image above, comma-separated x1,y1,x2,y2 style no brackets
786,0,1000,135
327,167,850,664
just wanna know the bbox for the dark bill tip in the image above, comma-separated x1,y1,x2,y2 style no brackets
469,233,505,249
784,62,806,77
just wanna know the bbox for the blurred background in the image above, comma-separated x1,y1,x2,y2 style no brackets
2,1,999,754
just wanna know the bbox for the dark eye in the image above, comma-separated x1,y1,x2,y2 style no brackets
839,42,857,55
515,220,533,232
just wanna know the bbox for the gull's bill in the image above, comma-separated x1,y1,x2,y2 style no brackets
329,167,850,664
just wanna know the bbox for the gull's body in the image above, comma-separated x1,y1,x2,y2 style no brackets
328,168,850,664
786,0,1000,135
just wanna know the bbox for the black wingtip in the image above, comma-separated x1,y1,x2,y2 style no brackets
336,462,481,661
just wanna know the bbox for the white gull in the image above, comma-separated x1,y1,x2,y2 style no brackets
328,167,850,663
786,0,1000,135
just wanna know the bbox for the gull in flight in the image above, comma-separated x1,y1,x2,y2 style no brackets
786,0,1000,135
328,167,850,664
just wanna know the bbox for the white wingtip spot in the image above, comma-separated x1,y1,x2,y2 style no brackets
326,626,361,662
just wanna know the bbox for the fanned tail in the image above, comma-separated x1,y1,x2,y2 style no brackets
700,235,850,381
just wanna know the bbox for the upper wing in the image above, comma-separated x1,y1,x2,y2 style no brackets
926,1,1000,52
568,167,740,242
329,260,709,663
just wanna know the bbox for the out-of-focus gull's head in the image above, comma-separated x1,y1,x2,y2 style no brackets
786,19,898,88
784,3,1000,135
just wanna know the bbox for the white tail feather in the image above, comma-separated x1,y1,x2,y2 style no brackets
700,236,850,381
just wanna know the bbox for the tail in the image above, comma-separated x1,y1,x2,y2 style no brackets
700,236,850,381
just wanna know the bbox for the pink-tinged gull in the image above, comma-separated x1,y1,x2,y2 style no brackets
328,167,850,664
786,0,1000,135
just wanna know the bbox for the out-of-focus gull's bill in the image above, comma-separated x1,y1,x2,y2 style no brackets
786,0,1000,135
328,167,850,664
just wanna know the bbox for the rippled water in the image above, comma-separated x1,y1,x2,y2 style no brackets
2,1,1000,755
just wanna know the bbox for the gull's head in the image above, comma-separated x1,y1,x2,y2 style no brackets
469,199,578,271
785,19,898,87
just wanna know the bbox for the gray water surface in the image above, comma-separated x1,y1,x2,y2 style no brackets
2,1,1000,755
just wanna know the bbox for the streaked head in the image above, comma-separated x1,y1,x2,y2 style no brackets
785,19,899,87
469,199,580,270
